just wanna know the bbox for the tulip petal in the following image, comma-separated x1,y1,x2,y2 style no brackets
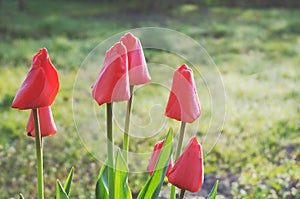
92,42,130,105
26,106,57,137
11,68,45,109
120,32,151,85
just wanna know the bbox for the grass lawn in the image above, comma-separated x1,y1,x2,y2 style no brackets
0,0,299,198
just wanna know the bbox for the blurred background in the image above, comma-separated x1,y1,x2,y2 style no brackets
0,0,299,198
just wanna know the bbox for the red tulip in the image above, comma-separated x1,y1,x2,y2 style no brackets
11,48,59,110
167,136,204,192
92,42,130,105
120,32,151,85
27,106,57,137
147,139,172,176
165,64,201,123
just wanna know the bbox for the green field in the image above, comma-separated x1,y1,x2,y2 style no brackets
0,1,300,198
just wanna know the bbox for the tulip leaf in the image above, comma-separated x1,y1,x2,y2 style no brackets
18,193,24,199
207,180,219,199
56,180,69,199
114,150,132,199
137,128,173,199
95,162,109,199
64,167,74,195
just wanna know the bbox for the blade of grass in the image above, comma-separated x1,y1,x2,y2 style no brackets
207,180,219,199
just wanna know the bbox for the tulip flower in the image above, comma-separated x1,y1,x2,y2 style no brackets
120,32,151,85
119,33,151,163
11,48,59,110
167,136,204,192
147,139,172,176
92,42,131,199
165,64,201,123
92,42,130,106
11,48,60,199
27,106,57,137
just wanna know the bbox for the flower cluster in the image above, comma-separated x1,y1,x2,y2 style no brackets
12,33,216,199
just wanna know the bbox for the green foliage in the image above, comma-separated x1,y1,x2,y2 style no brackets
0,93,14,110
18,193,24,199
114,150,132,199
63,167,74,195
96,152,132,199
56,180,69,199
95,163,109,199
137,129,173,199
207,180,218,199
56,167,74,199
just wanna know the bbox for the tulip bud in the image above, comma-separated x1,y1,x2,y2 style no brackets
165,64,201,123
12,48,59,110
167,136,204,192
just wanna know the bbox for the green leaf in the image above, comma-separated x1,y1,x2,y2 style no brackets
114,150,132,199
56,180,69,199
137,128,173,199
207,180,219,199
18,193,24,199
95,162,109,199
64,167,74,195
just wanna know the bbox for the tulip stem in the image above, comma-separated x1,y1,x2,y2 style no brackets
179,189,186,199
175,122,186,160
170,186,176,199
123,85,134,163
170,121,186,199
33,108,44,199
106,103,114,199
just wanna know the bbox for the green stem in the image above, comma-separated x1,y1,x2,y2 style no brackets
179,189,186,199
33,108,44,199
170,122,186,199
174,122,186,160
170,186,176,199
123,85,134,163
106,103,114,199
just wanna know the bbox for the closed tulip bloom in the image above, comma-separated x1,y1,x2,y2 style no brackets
120,32,151,85
27,106,57,137
147,139,172,176
167,136,204,192
12,48,59,110
165,64,201,123
92,42,130,106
